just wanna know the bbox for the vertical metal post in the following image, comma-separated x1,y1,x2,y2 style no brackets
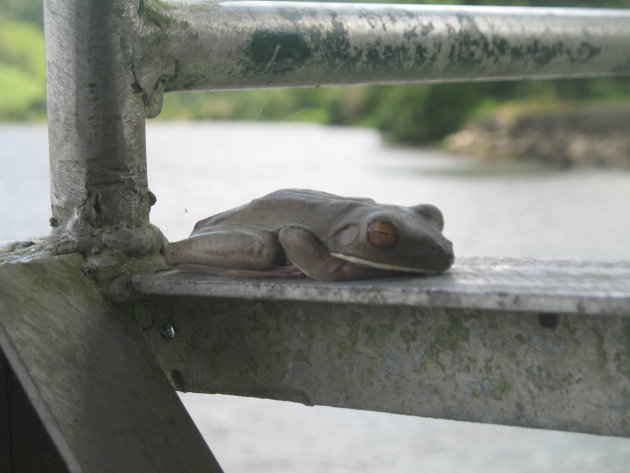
45,0,163,256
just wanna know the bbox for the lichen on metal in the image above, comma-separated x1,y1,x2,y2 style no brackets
133,0,630,114
144,295,630,437
134,255,630,436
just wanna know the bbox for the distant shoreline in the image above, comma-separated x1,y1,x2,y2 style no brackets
3,110,630,170
445,107,630,169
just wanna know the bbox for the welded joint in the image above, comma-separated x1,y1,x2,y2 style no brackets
131,0,181,117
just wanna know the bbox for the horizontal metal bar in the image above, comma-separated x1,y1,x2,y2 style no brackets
133,257,630,316
137,257,630,437
145,295,630,437
137,1,630,94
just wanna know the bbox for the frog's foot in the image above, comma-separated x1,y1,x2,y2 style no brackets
279,226,407,281
277,226,375,281
276,227,341,280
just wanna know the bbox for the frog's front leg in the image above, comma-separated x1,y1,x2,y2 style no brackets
165,224,287,273
278,226,391,281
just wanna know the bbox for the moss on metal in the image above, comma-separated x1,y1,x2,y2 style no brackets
143,294,630,436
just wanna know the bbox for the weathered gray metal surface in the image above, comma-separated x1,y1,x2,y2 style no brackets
0,254,223,473
133,257,630,316
145,295,630,437
137,257,630,436
133,0,630,106
44,0,164,256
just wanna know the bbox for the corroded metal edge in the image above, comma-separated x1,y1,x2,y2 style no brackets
132,257,630,316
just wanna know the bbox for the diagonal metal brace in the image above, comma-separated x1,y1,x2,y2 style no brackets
0,254,223,472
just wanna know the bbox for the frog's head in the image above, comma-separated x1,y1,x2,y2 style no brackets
327,203,454,274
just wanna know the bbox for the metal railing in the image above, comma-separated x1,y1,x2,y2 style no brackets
44,0,630,254
28,1,630,471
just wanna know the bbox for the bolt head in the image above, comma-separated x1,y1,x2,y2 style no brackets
161,320,176,340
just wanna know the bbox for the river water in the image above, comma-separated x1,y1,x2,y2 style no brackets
2,122,630,472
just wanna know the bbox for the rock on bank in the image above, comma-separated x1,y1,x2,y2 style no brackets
446,108,630,169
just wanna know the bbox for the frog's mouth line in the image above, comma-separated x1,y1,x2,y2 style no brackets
330,253,440,274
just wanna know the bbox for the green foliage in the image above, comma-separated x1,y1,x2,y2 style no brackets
161,76,630,145
0,0,43,26
0,15,44,77
160,86,372,124
370,83,485,144
0,14,46,120
0,63,44,118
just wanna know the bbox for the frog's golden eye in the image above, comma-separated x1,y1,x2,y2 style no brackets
367,220,399,249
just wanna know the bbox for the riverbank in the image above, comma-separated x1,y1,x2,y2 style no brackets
445,106,630,169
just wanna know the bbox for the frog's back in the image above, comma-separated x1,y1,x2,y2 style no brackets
193,189,376,233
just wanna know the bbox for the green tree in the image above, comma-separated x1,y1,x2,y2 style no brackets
0,14,46,119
